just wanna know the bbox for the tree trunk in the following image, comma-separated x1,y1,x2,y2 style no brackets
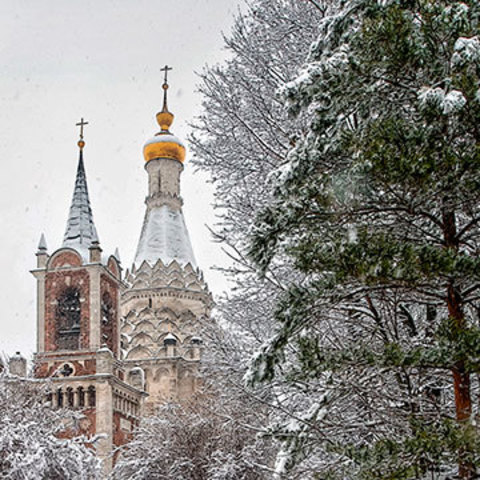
443,210,474,479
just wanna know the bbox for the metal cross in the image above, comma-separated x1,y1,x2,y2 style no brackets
161,65,172,84
76,117,89,139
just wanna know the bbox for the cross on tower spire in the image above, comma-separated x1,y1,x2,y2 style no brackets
76,117,89,150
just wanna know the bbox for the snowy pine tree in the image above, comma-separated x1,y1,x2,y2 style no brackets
190,2,334,478
249,0,480,478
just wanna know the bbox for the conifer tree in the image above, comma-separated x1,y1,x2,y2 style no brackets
250,1,480,478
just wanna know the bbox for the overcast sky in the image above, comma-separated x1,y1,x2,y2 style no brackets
0,0,241,358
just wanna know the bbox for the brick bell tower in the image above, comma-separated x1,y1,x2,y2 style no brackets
31,121,145,475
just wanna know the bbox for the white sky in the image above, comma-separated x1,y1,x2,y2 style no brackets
0,0,240,358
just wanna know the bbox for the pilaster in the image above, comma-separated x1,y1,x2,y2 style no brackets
89,266,102,350
96,379,113,476
33,270,46,352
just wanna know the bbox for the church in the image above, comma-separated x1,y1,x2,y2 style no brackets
29,68,212,474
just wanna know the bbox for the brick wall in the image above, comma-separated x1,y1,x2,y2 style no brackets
44,267,90,352
35,358,96,378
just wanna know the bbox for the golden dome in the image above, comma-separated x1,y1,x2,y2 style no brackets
144,133,186,163
143,70,186,164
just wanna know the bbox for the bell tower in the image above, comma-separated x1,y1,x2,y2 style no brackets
31,122,145,476
33,119,121,359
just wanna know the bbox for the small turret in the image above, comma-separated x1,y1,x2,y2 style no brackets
9,352,27,377
89,239,102,263
36,233,48,268
128,367,145,391
96,345,114,375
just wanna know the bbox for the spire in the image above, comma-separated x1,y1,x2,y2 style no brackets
63,119,99,259
37,233,47,252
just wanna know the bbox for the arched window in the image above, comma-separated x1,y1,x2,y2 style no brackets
66,387,74,407
87,386,96,407
57,388,64,408
101,292,115,352
78,386,85,407
56,287,81,350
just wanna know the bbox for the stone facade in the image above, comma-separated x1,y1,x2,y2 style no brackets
120,259,211,410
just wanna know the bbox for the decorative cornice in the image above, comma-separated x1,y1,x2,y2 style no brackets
145,192,183,210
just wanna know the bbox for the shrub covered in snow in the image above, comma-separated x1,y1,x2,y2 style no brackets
0,374,99,479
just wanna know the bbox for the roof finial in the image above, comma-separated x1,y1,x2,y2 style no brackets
37,233,47,252
76,117,89,150
160,65,172,113
156,66,175,132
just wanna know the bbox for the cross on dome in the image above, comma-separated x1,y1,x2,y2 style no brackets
161,65,172,85
160,65,173,114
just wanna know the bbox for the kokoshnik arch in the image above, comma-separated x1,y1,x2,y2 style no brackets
27,66,213,476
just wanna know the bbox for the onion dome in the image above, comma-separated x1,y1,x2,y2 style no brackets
143,68,186,164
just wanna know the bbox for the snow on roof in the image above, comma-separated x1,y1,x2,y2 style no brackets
37,233,47,251
144,133,185,148
62,151,99,260
134,204,197,269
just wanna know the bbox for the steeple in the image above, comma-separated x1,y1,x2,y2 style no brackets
134,67,196,268
63,119,99,259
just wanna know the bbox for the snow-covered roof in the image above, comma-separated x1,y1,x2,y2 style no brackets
37,233,47,251
144,133,185,148
62,150,99,259
134,204,196,269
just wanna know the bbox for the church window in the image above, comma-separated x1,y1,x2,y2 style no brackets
61,363,74,377
78,387,85,407
57,388,64,408
148,298,152,308
56,287,81,351
101,292,115,352
66,387,74,407
87,386,96,407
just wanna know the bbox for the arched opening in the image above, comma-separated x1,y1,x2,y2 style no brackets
66,387,74,407
101,292,115,352
56,287,81,351
87,386,96,407
57,388,64,408
78,386,85,407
